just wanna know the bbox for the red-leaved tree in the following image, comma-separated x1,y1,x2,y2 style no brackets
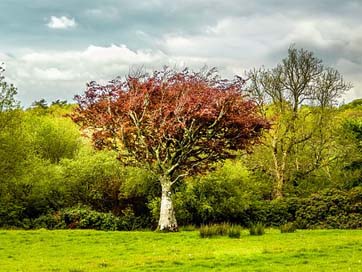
72,68,269,231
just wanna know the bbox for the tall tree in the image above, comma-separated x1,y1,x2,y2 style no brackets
0,64,23,179
72,67,269,231
246,46,351,199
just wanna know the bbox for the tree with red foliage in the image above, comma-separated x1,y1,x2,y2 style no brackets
72,68,269,231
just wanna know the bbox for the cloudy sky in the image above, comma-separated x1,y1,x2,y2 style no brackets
0,0,361,106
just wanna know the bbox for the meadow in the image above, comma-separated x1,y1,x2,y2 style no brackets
0,229,361,271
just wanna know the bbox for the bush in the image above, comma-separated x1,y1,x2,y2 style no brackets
29,206,149,231
295,187,362,229
228,225,241,238
199,223,230,238
31,213,65,229
200,223,230,238
199,223,243,238
59,206,120,230
199,225,214,238
280,222,297,233
173,161,253,226
214,223,230,236
240,198,300,227
249,222,265,236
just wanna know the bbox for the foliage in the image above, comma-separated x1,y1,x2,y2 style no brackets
340,98,362,110
61,148,124,212
169,160,254,226
27,114,82,163
280,222,297,233
295,187,362,229
0,158,67,228
199,223,241,238
61,206,145,230
30,206,148,231
31,98,48,109
61,148,157,222
228,225,242,238
0,107,85,228
73,68,268,177
199,223,231,238
0,110,31,182
73,67,269,231
249,222,265,235
339,117,362,188
246,46,351,199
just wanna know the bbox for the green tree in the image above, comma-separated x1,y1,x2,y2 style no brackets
0,65,24,182
334,101,362,188
27,114,81,163
246,46,351,199
31,98,48,109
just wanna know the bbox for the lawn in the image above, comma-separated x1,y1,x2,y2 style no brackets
0,229,361,271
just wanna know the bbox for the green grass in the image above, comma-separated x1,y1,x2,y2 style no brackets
0,229,361,271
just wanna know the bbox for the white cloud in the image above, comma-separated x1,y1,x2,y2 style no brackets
18,44,168,76
47,16,77,29
0,52,11,62
4,45,173,105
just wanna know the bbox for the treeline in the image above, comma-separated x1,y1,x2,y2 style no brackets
0,99,361,230
1,48,362,230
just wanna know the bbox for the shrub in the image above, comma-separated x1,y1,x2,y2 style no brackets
228,225,241,238
31,213,65,229
61,206,119,230
28,206,149,231
199,225,214,238
295,187,362,229
173,161,253,226
280,222,297,233
249,222,265,236
200,223,243,238
199,223,231,238
214,223,230,236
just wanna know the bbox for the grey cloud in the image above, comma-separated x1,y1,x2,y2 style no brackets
0,0,361,105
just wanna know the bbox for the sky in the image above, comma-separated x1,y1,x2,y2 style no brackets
0,0,361,107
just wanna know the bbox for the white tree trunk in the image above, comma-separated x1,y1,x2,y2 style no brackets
158,177,178,231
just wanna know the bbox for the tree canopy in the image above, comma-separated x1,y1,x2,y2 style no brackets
73,67,269,230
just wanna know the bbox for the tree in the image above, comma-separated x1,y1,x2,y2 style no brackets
246,46,351,199
335,101,362,188
31,98,48,109
72,67,269,231
51,99,68,107
0,64,19,111
0,64,24,186
28,115,81,163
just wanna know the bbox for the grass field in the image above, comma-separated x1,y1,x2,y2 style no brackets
0,229,361,271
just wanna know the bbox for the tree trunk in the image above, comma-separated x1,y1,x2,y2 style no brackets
271,139,286,200
158,176,178,231
273,176,284,200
